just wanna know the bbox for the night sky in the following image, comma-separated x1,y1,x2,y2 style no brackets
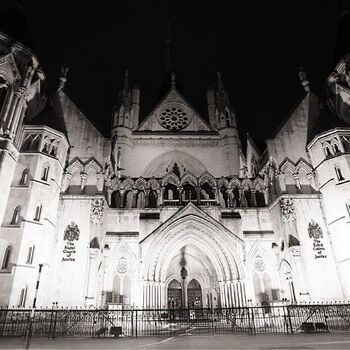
0,0,348,147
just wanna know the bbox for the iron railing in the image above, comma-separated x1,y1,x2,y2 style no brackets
0,303,349,338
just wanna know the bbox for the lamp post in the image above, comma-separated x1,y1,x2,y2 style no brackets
25,263,44,349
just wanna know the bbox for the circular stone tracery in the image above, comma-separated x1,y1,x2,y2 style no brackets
157,103,191,130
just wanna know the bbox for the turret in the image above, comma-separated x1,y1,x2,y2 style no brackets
215,72,237,129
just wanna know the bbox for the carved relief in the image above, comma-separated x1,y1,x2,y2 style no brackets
254,257,265,272
280,198,296,222
90,199,104,224
307,220,323,239
117,257,128,274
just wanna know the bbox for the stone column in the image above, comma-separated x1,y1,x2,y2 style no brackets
145,189,150,208
276,172,286,193
85,248,99,306
293,174,301,192
119,189,126,208
227,189,234,207
195,186,201,205
178,185,183,205
158,187,163,206
214,186,219,205
96,173,104,192
251,189,257,207
263,189,269,206
132,189,138,208
9,88,27,138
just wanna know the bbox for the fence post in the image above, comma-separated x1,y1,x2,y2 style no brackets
287,305,293,334
135,309,138,338
131,308,134,338
24,308,35,349
251,307,256,335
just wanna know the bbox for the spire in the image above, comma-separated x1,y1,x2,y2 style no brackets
121,69,131,109
216,71,227,113
123,69,129,90
299,66,310,92
170,71,176,88
58,64,69,91
217,72,224,93
165,20,173,74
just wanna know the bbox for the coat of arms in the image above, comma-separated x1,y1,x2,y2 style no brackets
64,222,80,241
308,220,323,239
117,257,128,274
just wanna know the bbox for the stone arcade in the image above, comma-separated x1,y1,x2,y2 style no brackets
1,30,350,309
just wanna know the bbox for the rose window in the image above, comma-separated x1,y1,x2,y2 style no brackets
157,104,191,130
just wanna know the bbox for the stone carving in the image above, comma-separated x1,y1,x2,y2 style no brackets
280,198,296,222
117,257,128,274
254,257,265,272
64,222,80,241
90,199,104,224
308,220,323,239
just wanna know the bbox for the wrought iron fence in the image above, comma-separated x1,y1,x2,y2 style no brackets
0,303,349,338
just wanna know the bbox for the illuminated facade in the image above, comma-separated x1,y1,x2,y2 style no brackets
0,31,350,308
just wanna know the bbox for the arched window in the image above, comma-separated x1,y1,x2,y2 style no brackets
34,203,42,221
256,190,266,207
148,190,158,208
11,206,20,225
219,186,228,207
335,165,345,181
182,183,196,202
20,169,29,185
333,143,341,154
41,163,49,181
26,245,35,264
324,146,332,157
2,246,12,269
18,285,27,307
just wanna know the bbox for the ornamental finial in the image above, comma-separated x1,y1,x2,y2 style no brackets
58,64,69,91
299,66,310,92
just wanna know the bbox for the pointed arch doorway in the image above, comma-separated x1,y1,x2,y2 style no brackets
167,278,203,308
167,279,182,308
187,279,202,308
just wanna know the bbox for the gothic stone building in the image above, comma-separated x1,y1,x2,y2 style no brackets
0,30,350,309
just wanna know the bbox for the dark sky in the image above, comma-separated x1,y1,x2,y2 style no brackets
0,0,348,147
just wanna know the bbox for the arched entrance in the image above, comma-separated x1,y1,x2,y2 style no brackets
187,279,202,308
167,279,182,308
142,210,245,308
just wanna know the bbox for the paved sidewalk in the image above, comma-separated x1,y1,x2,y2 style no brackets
1,332,350,349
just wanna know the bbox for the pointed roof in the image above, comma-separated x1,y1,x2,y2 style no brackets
137,80,212,132
29,90,109,164
140,202,243,244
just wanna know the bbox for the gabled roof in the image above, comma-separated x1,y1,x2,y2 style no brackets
140,202,243,244
137,85,212,132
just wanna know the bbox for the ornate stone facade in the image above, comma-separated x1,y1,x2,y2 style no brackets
0,30,349,309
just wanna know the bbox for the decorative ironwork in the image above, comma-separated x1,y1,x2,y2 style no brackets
63,222,80,241
0,303,350,338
